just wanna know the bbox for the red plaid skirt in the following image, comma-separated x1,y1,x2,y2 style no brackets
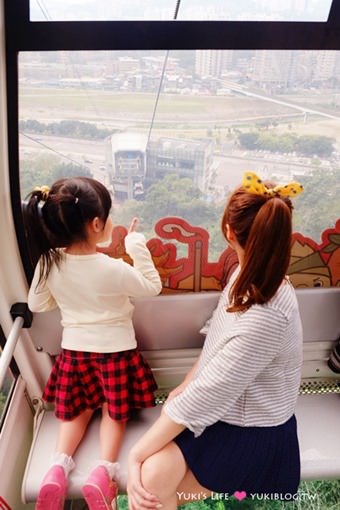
43,348,157,421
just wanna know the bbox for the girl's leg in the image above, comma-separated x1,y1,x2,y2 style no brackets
56,408,94,456
82,404,126,510
99,403,126,461
36,409,94,510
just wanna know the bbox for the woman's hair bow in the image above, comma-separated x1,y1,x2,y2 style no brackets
242,171,304,198
33,185,50,201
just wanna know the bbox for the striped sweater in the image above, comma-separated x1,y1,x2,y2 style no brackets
164,269,303,437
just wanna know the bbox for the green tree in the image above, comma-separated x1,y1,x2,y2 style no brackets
20,119,112,140
238,131,335,158
20,154,92,198
141,174,223,257
292,167,340,242
52,162,92,181
238,132,259,150
112,174,225,261
141,174,202,226
112,199,145,231
296,135,335,158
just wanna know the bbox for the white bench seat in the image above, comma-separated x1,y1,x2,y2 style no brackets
22,287,340,503
21,392,340,503
296,393,340,480
22,406,162,503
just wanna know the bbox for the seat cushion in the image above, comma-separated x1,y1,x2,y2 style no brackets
22,406,162,502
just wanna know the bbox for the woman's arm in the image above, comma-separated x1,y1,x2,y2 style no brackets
130,412,185,463
166,355,200,402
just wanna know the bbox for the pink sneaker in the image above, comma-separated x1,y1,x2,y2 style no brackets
35,465,67,510
82,465,118,510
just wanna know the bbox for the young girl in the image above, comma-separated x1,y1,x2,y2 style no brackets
25,176,162,510
127,171,304,509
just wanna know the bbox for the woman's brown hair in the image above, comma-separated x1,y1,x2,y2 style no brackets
221,187,293,313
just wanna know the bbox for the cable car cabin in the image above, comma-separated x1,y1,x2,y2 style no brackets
1,0,340,508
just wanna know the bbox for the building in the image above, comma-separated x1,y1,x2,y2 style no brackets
251,50,300,90
110,132,213,199
195,50,225,78
312,51,338,84
110,132,147,200
146,137,213,191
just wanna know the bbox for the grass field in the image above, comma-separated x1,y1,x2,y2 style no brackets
19,86,340,144
19,87,301,118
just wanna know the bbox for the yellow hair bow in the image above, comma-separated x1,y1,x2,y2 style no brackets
33,185,50,201
242,171,304,198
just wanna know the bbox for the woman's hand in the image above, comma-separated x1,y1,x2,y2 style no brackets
127,453,162,510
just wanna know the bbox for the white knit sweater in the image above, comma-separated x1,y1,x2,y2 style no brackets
28,232,162,353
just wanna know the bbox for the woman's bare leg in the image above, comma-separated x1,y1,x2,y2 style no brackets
176,468,213,506
141,441,213,509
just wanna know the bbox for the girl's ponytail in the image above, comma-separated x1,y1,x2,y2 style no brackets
24,187,62,285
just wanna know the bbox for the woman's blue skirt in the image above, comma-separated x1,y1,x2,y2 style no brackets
174,414,300,498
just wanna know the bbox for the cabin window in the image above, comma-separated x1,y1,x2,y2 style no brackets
29,0,332,22
19,48,340,261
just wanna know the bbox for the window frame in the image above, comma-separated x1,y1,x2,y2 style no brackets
5,0,340,282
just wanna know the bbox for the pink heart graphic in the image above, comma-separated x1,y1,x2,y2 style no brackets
234,491,247,501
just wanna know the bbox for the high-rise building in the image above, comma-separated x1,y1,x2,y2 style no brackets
312,51,338,83
195,50,225,78
251,50,300,89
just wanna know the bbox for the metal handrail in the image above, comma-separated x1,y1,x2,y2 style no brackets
0,316,24,388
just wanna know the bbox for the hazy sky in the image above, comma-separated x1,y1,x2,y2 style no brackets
30,0,331,22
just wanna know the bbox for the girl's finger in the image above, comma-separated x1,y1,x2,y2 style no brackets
128,217,139,233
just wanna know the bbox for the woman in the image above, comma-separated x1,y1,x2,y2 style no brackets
127,171,304,509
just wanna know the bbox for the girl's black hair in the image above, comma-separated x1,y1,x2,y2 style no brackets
24,176,112,284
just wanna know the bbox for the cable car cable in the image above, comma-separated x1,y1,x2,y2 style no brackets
147,0,182,145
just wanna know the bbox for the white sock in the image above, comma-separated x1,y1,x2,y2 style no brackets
95,460,120,480
51,452,75,477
